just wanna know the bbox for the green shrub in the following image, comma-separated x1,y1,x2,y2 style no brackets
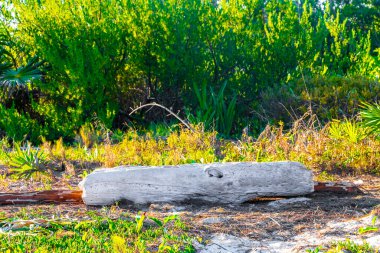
13,0,121,131
256,76,380,127
0,0,377,141
0,104,44,143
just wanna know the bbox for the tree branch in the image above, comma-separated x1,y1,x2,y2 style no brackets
129,102,195,132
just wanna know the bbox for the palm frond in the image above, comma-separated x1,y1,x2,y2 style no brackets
0,57,43,88
360,102,380,134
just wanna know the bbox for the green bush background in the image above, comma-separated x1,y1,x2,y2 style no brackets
0,0,379,143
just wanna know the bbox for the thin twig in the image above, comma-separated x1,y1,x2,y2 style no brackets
268,216,281,227
129,102,195,132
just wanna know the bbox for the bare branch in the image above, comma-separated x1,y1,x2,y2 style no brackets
129,102,195,132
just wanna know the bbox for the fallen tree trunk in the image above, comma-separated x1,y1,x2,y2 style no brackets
0,190,83,205
0,182,361,205
80,162,314,205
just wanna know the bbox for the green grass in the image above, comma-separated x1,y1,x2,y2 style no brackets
0,213,195,253
330,239,377,253
308,239,378,253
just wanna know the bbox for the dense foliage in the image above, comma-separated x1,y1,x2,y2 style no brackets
0,0,379,142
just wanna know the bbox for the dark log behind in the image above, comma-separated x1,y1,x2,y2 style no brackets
0,190,83,205
314,182,361,193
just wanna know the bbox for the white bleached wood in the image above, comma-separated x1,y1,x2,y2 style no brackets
79,161,314,206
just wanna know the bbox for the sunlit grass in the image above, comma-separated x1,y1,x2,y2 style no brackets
222,117,380,174
0,213,195,253
1,117,380,181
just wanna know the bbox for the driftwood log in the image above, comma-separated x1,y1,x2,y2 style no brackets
80,162,314,205
0,182,361,205
0,163,363,205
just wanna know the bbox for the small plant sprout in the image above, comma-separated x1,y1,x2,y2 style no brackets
306,247,321,253
135,212,146,234
358,216,379,235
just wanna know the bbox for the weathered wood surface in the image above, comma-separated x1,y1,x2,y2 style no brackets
0,190,83,205
80,162,314,206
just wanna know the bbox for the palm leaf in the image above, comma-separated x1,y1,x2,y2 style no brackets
360,102,380,134
0,62,12,76
0,57,44,87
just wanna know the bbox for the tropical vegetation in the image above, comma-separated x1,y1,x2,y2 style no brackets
0,0,378,142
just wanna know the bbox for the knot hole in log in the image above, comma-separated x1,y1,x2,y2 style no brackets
204,167,223,178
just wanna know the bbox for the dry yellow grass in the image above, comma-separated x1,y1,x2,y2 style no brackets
2,115,379,177
222,114,380,175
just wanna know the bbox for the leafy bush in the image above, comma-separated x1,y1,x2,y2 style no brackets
256,76,380,127
0,25,45,143
0,104,44,143
0,0,378,141
12,0,121,132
